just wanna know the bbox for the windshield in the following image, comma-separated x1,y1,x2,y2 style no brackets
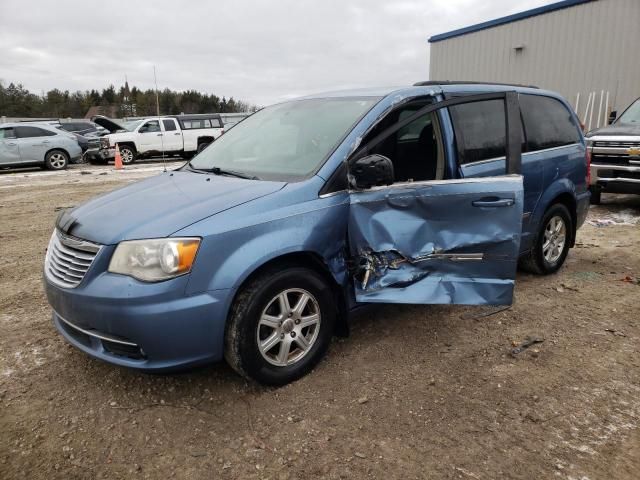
617,99,640,125
188,97,379,181
124,120,143,131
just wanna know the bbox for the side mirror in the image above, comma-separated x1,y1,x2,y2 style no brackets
348,154,394,190
608,111,617,125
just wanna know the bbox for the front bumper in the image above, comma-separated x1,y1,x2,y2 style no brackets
590,163,640,194
98,147,116,160
44,269,231,372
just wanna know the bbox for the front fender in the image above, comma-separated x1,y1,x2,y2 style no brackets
181,192,350,296
106,133,136,147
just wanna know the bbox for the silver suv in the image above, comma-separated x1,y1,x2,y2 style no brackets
0,123,82,170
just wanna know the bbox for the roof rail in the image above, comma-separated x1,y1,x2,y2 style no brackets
414,80,539,89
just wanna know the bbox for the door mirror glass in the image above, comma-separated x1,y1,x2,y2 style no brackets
349,154,394,190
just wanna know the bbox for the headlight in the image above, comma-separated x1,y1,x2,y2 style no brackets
108,238,200,282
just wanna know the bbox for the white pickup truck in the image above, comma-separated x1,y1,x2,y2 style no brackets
91,114,225,164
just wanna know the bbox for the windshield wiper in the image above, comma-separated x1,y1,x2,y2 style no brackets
187,163,259,180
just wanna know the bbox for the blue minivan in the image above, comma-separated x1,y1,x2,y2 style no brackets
44,82,590,385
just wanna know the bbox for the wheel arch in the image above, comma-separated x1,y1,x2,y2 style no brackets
116,141,137,152
227,251,349,338
534,180,578,247
44,147,70,161
197,136,215,145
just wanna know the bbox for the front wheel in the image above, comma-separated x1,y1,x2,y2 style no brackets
44,150,69,170
519,203,573,275
589,186,601,205
118,145,136,165
225,267,336,385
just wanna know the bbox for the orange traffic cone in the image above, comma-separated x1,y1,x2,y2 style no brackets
114,144,124,170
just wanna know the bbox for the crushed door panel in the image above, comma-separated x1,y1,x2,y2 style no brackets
348,176,524,305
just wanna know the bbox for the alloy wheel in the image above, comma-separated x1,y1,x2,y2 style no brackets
49,153,67,169
256,288,321,367
542,215,566,264
120,148,134,164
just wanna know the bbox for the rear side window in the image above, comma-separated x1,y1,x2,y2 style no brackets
180,118,222,129
449,99,506,164
520,94,580,151
15,126,57,138
162,119,177,131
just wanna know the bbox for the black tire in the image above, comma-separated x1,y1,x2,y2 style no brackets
44,150,69,170
519,203,573,275
197,142,211,154
589,187,601,205
224,267,336,386
118,145,136,165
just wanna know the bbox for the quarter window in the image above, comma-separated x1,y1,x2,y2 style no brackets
15,126,57,138
520,94,580,151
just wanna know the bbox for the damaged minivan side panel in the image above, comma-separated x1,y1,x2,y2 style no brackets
348,176,524,305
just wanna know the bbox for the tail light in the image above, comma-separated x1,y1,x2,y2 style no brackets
585,145,592,185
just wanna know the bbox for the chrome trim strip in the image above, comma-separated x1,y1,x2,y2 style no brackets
592,146,635,155
587,135,640,143
56,313,139,347
57,230,101,253
349,174,522,193
597,177,640,184
428,253,484,261
318,190,347,198
522,143,581,156
459,143,582,168
591,164,640,172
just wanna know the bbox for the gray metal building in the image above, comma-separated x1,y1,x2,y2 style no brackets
428,0,640,128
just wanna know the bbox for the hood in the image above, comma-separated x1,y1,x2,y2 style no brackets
586,123,640,138
58,171,286,244
91,115,128,133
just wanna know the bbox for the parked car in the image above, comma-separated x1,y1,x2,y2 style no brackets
44,82,589,385
58,121,109,137
91,114,224,164
0,123,82,170
585,97,640,204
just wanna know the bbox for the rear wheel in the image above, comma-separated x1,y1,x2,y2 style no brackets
197,142,211,154
44,150,69,170
224,267,336,385
519,203,573,275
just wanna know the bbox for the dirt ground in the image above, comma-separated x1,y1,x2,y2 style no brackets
1,162,639,480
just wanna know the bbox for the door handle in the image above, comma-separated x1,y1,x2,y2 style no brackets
472,198,514,208
7,142,17,146
42,140,50,144
173,133,181,136
156,133,163,136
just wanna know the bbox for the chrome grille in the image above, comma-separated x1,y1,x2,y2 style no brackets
593,141,640,148
45,230,101,288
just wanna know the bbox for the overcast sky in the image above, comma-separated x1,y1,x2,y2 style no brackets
0,0,551,106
